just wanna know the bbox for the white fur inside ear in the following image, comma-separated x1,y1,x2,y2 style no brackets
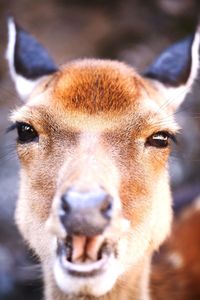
6,17,39,101
14,75,39,100
158,29,200,111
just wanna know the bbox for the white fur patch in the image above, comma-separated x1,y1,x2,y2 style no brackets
6,17,39,100
194,197,200,212
167,252,184,269
54,255,121,297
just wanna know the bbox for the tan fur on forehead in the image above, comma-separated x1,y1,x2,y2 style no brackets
52,59,144,115
11,59,179,134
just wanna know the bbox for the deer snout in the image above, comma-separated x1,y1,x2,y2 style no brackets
59,186,113,236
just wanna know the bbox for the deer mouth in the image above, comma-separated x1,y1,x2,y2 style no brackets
57,235,115,277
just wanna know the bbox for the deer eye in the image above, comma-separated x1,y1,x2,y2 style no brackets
16,122,38,143
146,131,175,148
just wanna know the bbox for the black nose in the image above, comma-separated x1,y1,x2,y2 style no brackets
60,187,113,236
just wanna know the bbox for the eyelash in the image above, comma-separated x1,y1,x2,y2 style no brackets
6,123,18,133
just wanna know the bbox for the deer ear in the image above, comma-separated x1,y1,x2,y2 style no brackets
6,17,58,100
144,27,200,110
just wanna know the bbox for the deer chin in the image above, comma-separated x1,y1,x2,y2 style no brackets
53,236,121,297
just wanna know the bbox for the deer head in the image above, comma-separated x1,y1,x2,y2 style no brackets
6,17,200,300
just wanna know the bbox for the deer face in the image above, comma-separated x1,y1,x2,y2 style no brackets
7,18,200,298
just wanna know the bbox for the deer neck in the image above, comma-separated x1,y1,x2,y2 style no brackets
43,255,151,300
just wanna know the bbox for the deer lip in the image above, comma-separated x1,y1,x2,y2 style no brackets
57,236,114,277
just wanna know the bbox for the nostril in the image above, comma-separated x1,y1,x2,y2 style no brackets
61,194,71,214
100,195,113,220
59,188,113,236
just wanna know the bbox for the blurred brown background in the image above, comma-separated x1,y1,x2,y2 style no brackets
0,0,200,299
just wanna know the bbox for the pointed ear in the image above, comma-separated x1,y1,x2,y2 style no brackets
144,26,200,111
6,17,58,100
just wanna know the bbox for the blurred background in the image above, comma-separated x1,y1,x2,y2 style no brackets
0,0,200,299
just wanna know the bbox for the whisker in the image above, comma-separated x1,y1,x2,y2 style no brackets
17,263,43,282
150,105,197,129
0,144,17,164
170,150,200,164
156,77,200,113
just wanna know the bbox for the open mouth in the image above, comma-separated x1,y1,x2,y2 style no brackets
57,235,115,277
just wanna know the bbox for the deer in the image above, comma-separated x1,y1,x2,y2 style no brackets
5,17,200,300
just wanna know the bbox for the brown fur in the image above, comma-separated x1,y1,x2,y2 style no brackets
53,60,142,115
11,59,187,300
151,198,200,300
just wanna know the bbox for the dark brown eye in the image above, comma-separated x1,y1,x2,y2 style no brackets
16,122,38,143
146,131,174,148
